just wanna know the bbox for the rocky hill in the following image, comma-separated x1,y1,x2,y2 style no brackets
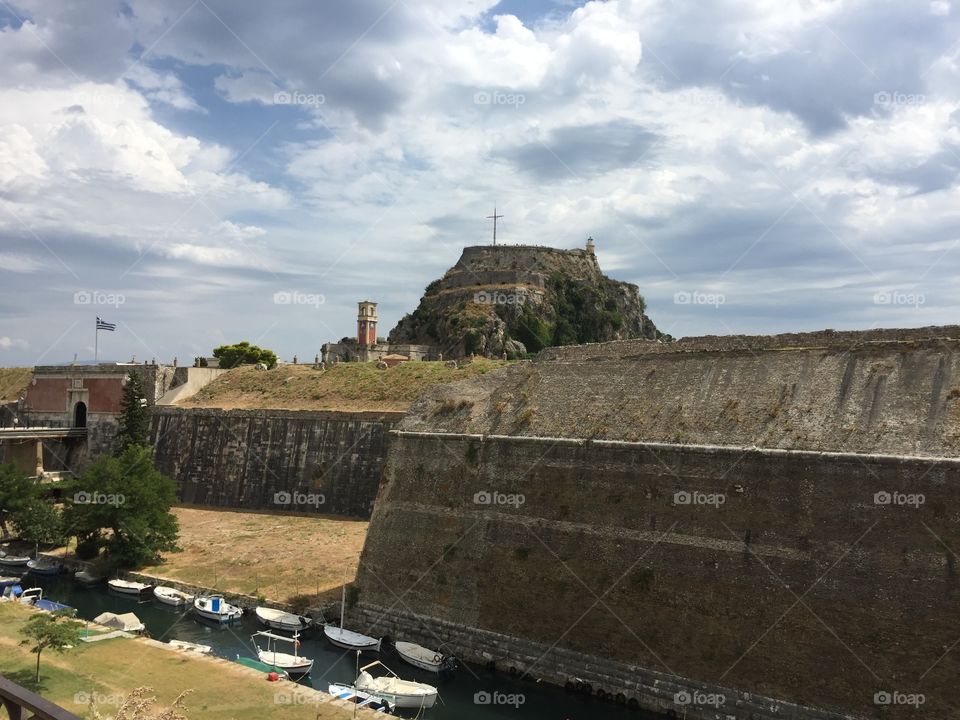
388,242,662,358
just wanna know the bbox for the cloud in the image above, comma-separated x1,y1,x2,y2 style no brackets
0,336,29,350
1,0,960,367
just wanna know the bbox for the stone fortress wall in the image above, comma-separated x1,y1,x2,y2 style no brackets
354,325,960,719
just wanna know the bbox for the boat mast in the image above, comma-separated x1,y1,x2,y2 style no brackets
340,583,346,629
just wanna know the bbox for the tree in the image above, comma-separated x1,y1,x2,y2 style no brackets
63,445,180,568
117,372,150,452
14,500,66,547
19,609,83,682
0,462,37,539
212,341,277,369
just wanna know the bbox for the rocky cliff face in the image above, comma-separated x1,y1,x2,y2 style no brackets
388,244,661,358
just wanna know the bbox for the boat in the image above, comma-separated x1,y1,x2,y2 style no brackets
153,586,195,606
193,595,243,623
13,587,73,612
323,583,381,652
255,606,309,632
355,661,439,709
251,630,313,677
0,551,30,567
107,579,153,595
394,641,456,673
0,574,26,589
168,639,212,654
328,683,394,714
74,570,104,586
234,656,290,679
94,611,145,632
26,559,60,576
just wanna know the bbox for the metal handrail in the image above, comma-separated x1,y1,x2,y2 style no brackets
0,674,82,720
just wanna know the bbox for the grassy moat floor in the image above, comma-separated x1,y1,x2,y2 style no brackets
0,603,355,719
46,507,369,609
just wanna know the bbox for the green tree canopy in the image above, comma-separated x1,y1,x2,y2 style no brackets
63,445,180,568
0,462,37,539
116,372,149,452
19,609,83,682
212,341,278,369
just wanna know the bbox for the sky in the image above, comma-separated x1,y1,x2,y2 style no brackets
1,0,960,366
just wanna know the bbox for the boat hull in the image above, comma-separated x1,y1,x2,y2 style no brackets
394,642,445,672
357,686,437,709
0,557,29,567
107,581,152,595
324,625,381,652
26,561,59,576
255,607,308,632
194,597,242,623
154,587,193,606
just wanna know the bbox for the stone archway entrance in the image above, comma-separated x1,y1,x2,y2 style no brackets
73,401,87,428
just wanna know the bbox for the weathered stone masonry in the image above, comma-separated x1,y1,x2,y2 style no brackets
355,328,960,720
149,407,403,517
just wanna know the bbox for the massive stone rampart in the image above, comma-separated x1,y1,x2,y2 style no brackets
149,407,403,517
355,326,960,719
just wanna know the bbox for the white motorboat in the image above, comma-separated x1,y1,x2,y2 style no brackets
0,551,30,567
324,624,382,652
255,606,309,632
193,595,242,623
251,630,313,677
168,639,212,654
107,579,153,595
355,661,438,709
328,684,394,714
26,559,59,576
74,570,103,585
153,586,195,606
324,583,381,651
394,641,456,673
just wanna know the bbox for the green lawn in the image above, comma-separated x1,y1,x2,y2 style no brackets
0,603,354,719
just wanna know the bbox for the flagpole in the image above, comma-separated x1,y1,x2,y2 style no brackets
94,319,98,363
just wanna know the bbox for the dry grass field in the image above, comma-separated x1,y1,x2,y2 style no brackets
141,507,369,608
0,367,31,402
181,358,509,411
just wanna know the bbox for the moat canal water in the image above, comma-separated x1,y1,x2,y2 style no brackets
25,575,665,720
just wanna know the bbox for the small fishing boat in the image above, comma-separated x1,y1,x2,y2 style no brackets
0,574,25,589
169,639,212,654
153,586,194,606
255,606,310,632
355,661,439,709
324,584,381,651
26,559,60,576
193,595,243,623
251,630,313,677
0,551,30,567
394,641,456,673
328,684,394,714
107,579,153,595
235,656,290,679
74,570,104,586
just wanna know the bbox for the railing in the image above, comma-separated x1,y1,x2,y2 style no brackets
0,675,82,720
0,427,87,440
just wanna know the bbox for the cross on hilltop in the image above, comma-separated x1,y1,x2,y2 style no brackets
486,205,503,245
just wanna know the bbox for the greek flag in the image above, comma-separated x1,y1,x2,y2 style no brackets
96,317,116,331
